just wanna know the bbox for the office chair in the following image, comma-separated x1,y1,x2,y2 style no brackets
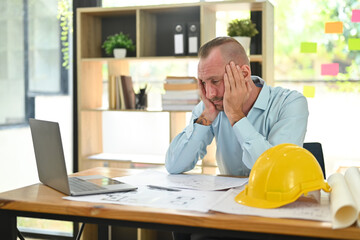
303,142,326,179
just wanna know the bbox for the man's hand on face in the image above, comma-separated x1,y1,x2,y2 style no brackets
196,78,220,126
223,61,252,126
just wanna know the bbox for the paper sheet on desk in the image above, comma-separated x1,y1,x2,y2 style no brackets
114,170,248,191
211,188,332,222
63,185,225,213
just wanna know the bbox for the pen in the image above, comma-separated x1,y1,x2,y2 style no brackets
147,185,180,192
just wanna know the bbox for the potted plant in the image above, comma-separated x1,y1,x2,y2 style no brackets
227,19,259,55
102,32,136,58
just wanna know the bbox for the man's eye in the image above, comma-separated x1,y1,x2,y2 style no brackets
201,81,206,85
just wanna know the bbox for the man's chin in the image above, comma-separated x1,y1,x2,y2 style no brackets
215,104,224,111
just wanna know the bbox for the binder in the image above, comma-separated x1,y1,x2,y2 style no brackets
187,22,200,55
173,23,186,55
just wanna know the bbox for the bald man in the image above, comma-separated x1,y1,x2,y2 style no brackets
165,37,309,176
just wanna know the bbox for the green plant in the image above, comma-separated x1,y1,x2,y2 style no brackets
227,19,259,37
57,0,72,70
102,32,136,56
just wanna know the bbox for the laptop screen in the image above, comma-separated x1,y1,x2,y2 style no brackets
29,118,71,195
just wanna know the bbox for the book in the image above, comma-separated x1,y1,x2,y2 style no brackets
115,76,125,110
162,99,199,105
108,75,116,110
164,83,198,91
162,76,199,111
162,90,199,100
121,75,136,109
165,76,197,84
108,75,135,110
162,104,198,111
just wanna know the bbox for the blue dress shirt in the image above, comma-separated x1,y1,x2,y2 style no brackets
165,76,309,176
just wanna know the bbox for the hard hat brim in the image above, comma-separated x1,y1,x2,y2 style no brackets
235,181,331,209
235,188,292,209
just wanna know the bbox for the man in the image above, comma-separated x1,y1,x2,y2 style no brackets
165,37,309,176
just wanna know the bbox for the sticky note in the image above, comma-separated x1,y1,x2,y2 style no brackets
321,63,339,76
303,86,315,98
349,38,360,50
352,10,360,22
300,42,317,53
325,22,343,33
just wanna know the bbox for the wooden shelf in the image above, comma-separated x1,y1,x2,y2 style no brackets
77,1,274,172
81,108,192,113
81,54,262,62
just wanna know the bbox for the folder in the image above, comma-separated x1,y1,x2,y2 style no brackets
173,23,186,56
187,22,200,55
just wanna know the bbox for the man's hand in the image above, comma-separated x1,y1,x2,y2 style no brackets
223,61,252,126
196,78,219,126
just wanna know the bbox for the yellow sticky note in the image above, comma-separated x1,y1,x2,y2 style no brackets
325,22,343,33
349,38,360,50
300,42,317,53
303,86,315,98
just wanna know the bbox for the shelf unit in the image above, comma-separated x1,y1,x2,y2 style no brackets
76,0,274,172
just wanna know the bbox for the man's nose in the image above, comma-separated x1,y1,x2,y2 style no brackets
205,84,216,99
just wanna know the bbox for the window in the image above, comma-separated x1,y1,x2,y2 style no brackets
273,0,360,174
0,0,26,126
0,0,69,128
274,0,360,81
0,0,74,238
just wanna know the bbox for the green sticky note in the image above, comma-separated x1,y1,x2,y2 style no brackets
303,86,315,98
349,38,360,50
300,42,317,53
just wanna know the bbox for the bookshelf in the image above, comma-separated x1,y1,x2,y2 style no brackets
76,0,274,172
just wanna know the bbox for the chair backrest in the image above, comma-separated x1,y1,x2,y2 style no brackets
303,142,326,179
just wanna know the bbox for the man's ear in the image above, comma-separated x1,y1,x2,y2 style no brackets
241,65,251,78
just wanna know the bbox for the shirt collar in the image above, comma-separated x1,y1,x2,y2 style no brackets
251,76,269,111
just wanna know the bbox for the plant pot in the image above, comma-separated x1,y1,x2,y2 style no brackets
233,36,251,56
113,48,127,58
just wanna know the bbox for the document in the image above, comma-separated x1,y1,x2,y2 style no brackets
328,167,360,229
114,170,248,191
64,185,225,213
211,167,360,229
63,168,360,229
211,187,332,222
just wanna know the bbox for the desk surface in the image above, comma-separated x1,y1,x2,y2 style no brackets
0,167,359,239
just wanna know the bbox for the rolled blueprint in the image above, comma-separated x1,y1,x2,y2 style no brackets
344,167,360,227
327,172,357,229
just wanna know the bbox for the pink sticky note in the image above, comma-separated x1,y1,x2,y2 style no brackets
352,10,360,22
321,63,339,76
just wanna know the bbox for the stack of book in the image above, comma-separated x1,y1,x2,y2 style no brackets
109,75,136,110
162,76,200,111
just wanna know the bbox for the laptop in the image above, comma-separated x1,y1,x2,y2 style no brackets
29,118,137,196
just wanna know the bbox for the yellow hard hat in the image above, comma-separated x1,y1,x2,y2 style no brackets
235,143,331,208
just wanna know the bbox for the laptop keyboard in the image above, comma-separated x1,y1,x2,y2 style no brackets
69,177,106,192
